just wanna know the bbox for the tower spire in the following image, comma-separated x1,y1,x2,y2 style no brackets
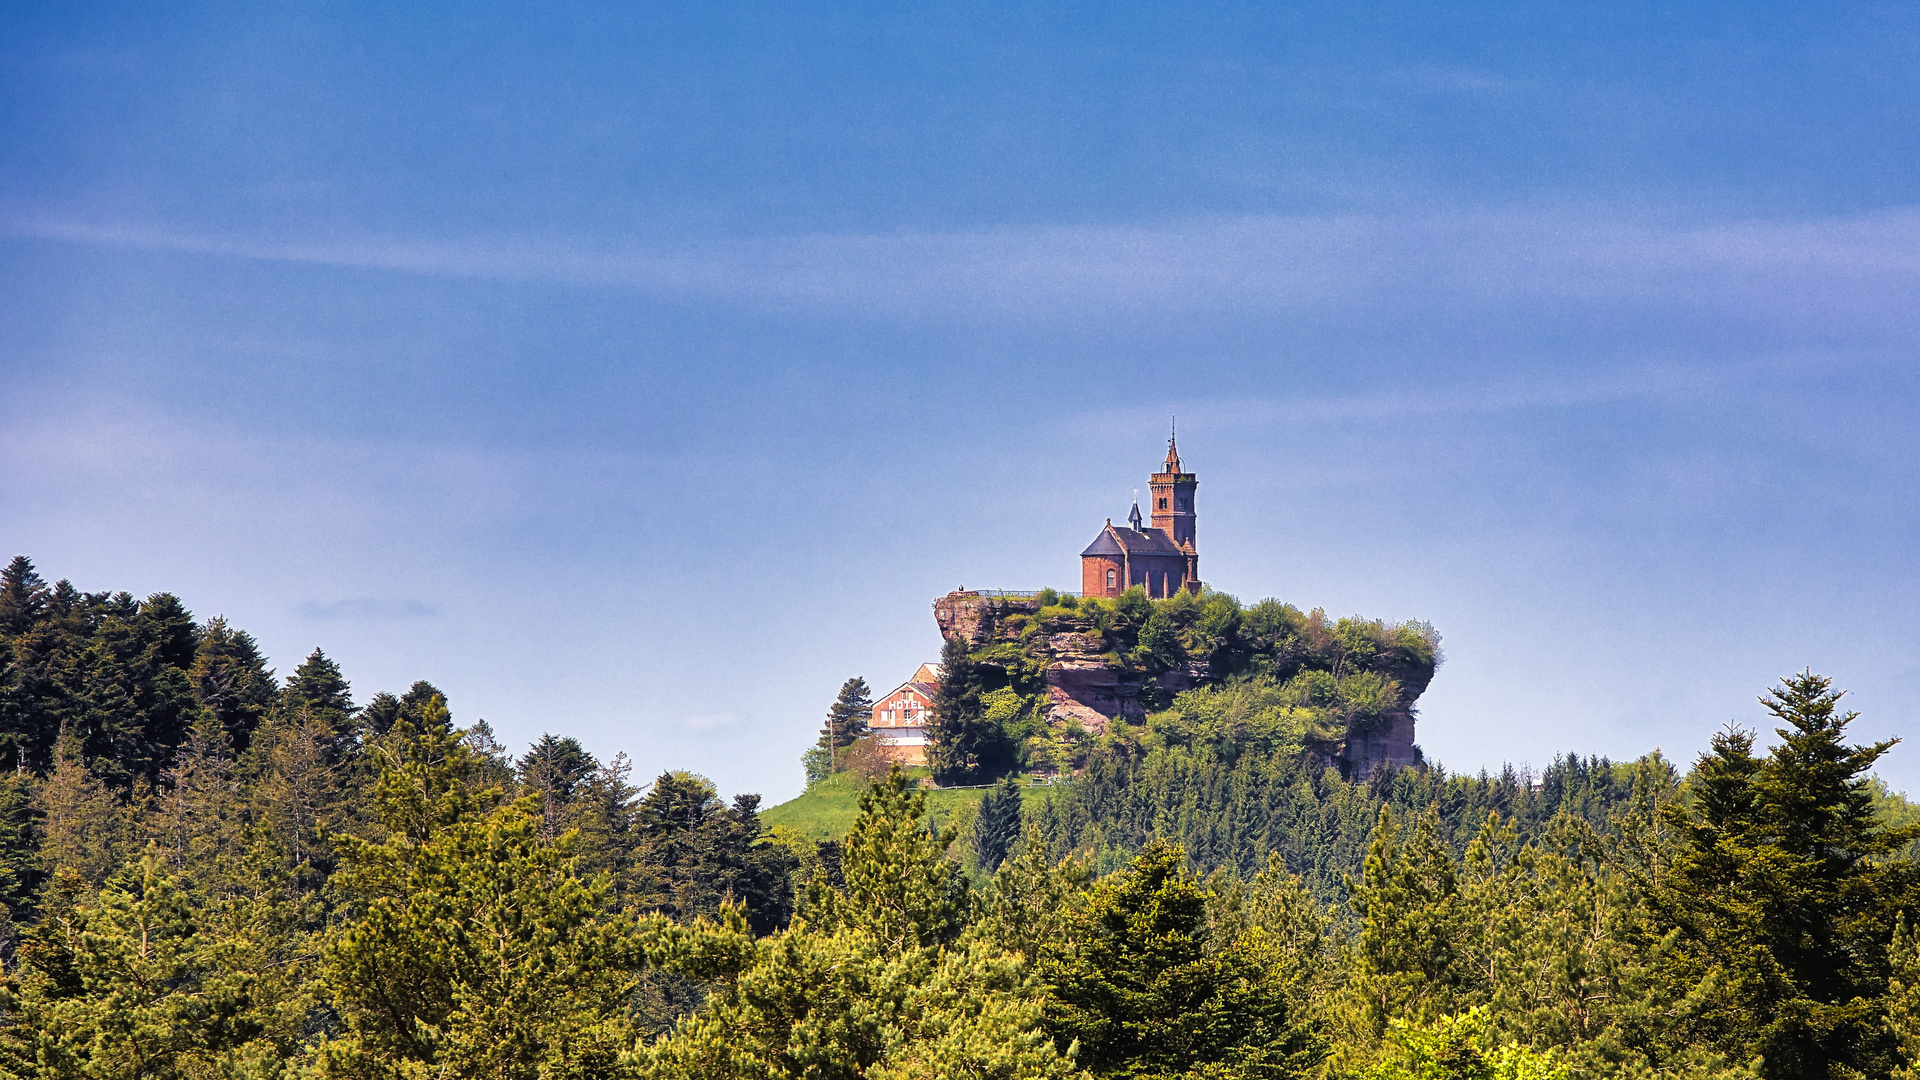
1164,415,1181,472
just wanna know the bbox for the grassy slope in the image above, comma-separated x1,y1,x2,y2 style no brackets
762,769,1066,841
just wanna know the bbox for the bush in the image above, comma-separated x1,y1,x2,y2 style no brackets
837,735,894,783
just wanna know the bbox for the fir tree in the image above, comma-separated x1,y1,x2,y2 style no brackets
187,616,277,754
1342,807,1472,1050
632,770,796,935
1655,672,1920,1079
972,773,1024,872
358,691,402,740
817,676,874,762
0,771,43,926
0,556,47,637
247,707,349,882
137,593,198,672
400,679,450,725
67,592,202,789
928,633,1015,784
803,767,968,950
0,637,31,773
280,648,356,762
640,766,1078,1080
519,732,600,838
150,714,243,881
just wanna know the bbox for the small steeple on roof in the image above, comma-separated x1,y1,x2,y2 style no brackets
1128,501,1144,530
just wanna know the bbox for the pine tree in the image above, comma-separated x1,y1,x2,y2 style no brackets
1892,915,1920,1080
1361,1007,1569,1080
318,779,638,1079
1043,838,1314,1078
34,728,129,884
1340,807,1473,1052
0,848,308,1077
817,676,874,760
972,773,1024,872
639,766,1078,1080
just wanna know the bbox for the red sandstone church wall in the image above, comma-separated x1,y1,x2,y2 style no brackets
1128,555,1187,598
1082,555,1123,597
1083,554,1192,598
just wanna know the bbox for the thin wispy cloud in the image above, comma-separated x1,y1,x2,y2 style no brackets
9,208,1920,334
1075,357,1820,437
295,597,438,621
680,712,739,733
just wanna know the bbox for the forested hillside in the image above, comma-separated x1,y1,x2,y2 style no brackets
1,554,1918,1080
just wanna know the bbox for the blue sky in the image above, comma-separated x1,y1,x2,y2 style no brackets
3,0,1917,801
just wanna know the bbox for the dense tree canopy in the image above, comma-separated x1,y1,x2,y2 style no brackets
0,557,1915,1080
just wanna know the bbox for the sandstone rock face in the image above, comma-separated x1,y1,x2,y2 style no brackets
1337,711,1419,780
933,592,1208,735
932,591,1038,644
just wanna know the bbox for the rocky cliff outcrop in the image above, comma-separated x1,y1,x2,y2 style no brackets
932,589,1436,780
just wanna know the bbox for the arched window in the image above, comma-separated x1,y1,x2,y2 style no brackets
1106,568,1117,590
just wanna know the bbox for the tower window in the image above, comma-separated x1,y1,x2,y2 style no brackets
1157,497,1168,509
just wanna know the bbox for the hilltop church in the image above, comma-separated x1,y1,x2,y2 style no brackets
1079,434,1202,599
872,435,1208,766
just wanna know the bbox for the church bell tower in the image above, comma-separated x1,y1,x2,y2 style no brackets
1148,424,1197,550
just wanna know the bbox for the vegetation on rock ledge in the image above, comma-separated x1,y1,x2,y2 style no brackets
929,586,1440,785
